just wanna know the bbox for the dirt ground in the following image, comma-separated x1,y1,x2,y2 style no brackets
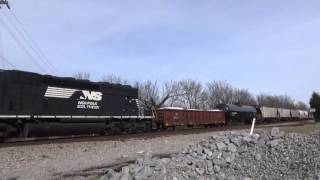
280,121,320,134
0,122,319,180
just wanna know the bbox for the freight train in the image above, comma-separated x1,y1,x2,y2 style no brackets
0,70,311,138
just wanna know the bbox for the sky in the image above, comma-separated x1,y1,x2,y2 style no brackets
0,0,319,103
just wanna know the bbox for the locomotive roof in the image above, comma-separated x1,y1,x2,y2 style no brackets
0,69,135,90
216,104,256,113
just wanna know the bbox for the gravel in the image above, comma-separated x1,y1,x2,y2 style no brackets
0,131,238,180
101,128,320,180
1,125,319,180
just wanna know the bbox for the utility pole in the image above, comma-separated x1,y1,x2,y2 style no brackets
0,0,10,9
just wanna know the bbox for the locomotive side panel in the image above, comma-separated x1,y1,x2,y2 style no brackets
40,76,140,117
0,70,43,115
41,87,138,117
0,71,140,118
0,70,149,138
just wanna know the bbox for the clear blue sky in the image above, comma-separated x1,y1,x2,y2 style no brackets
0,0,319,103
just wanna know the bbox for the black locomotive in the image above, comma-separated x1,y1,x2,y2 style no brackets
0,70,153,137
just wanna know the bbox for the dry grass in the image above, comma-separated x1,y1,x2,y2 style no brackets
279,122,320,134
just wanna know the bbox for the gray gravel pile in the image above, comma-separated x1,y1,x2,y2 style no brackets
100,128,320,180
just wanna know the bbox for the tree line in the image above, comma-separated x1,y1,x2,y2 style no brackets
73,72,309,111
310,92,320,121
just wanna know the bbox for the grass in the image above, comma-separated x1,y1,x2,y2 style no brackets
279,122,320,134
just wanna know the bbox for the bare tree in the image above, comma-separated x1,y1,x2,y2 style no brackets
101,74,128,84
176,80,205,109
278,95,295,109
257,94,296,109
206,81,235,108
135,80,182,110
234,88,257,105
295,101,309,110
70,71,303,111
134,80,159,110
257,94,278,107
159,81,181,108
72,72,91,80
199,91,209,109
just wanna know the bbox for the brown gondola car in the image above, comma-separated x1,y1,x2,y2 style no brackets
156,107,225,129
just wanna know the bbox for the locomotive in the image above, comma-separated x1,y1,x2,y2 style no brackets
0,70,153,138
0,70,311,138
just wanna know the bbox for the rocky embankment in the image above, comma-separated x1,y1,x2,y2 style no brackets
101,128,320,180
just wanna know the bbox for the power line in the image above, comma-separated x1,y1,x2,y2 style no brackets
2,10,54,73
0,55,16,68
6,10,58,74
0,17,47,72
2,10,55,74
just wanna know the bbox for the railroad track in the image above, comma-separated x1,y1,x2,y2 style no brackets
0,120,315,148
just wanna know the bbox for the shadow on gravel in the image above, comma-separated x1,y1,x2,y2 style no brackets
52,153,172,180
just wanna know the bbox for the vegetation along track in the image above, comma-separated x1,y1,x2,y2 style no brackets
0,120,315,148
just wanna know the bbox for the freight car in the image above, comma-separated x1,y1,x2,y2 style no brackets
299,110,309,119
278,108,291,121
255,106,310,123
156,107,225,129
215,104,256,124
256,106,278,123
0,70,153,138
291,109,300,120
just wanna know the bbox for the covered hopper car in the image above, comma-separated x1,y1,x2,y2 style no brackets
255,106,310,123
299,110,309,119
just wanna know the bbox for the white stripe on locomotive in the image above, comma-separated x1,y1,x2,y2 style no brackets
44,86,79,98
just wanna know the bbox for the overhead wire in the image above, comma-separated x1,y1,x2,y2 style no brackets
7,10,58,74
0,16,47,73
0,55,16,68
2,10,56,74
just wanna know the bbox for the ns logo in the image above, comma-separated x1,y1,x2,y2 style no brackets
80,90,103,101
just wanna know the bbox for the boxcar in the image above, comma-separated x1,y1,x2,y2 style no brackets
156,107,225,128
